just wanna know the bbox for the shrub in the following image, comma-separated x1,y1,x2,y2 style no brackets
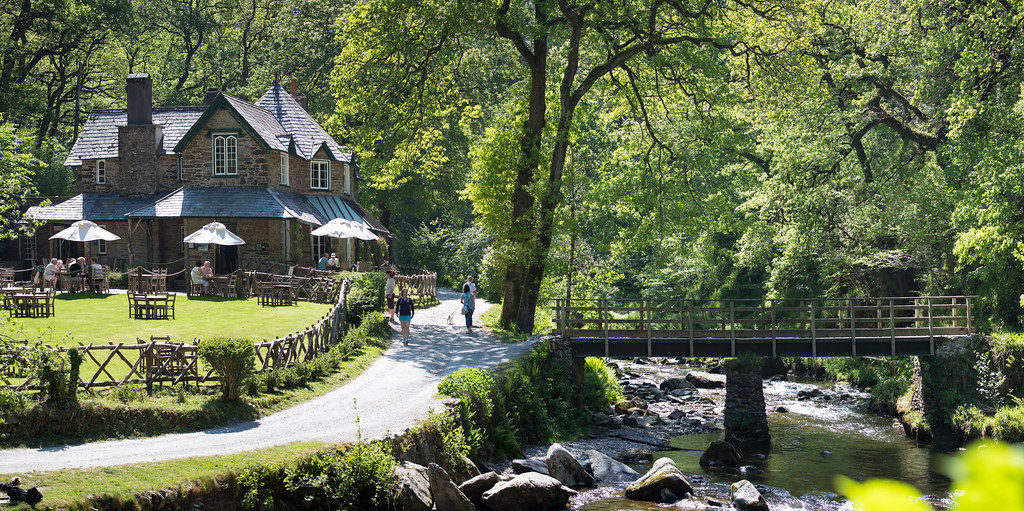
110,384,145,404
345,272,387,325
285,442,397,510
870,375,910,415
239,463,288,510
0,388,28,415
342,312,390,351
583,357,622,411
26,346,80,404
199,338,255,401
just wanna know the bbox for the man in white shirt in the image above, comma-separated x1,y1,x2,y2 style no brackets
464,276,476,297
42,258,58,288
190,261,208,293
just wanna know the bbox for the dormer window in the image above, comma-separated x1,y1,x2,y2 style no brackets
281,152,290,186
96,160,106,185
311,160,330,190
213,135,238,176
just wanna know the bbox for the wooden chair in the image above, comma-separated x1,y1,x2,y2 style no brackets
93,266,111,294
226,275,237,298
127,293,137,318
161,293,176,319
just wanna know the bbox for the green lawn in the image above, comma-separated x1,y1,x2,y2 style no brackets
1,441,328,509
1,293,331,348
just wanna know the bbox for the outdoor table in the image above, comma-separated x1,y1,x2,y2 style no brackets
9,293,52,318
272,284,293,306
132,294,173,319
209,276,230,297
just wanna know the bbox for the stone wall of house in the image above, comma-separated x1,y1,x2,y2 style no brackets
179,109,270,188
77,159,119,194
118,125,161,195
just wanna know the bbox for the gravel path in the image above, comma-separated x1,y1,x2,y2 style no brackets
0,289,536,473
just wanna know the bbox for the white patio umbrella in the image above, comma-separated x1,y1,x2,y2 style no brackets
49,219,121,263
183,222,245,273
310,218,379,241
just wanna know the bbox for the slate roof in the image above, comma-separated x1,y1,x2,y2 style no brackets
221,93,288,152
256,84,352,162
123,187,388,233
25,194,163,222
65,107,206,166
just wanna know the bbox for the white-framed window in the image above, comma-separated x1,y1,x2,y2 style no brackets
96,160,106,184
213,135,238,176
177,155,183,181
312,235,330,261
280,152,290,186
343,163,351,195
310,160,330,190
97,225,108,255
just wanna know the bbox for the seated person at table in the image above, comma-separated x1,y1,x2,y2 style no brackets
191,260,209,293
66,258,82,292
317,253,329,271
327,253,340,271
43,258,58,288
201,260,214,279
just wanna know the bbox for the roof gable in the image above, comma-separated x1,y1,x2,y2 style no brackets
172,93,287,154
255,84,351,163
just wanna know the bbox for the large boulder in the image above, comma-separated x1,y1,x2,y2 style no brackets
731,479,770,511
481,472,576,511
660,377,695,392
685,371,726,389
425,463,475,511
546,443,596,487
699,440,742,470
583,450,641,484
511,458,550,475
394,462,432,511
457,471,502,508
624,457,693,503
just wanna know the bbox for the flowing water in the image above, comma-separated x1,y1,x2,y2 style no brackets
573,378,954,510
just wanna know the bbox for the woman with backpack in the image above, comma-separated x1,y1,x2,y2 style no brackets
460,283,475,334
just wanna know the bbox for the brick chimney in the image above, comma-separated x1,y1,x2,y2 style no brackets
204,88,219,105
290,78,308,111
118,74,161,195
126,74,152,125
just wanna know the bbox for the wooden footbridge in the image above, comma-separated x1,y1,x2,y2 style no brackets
552,296,975,358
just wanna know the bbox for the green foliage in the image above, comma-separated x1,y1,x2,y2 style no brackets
0,388,28,415
838,441,1024,511
110,384,146,404
198,338,255,401
239,443,397,511
582,357,622,412
406,222,490,291
0,118,41,241
345,273,387,326
436,341,596,462
821,358,881,388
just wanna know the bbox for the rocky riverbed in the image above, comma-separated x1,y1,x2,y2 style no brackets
395,357,951,510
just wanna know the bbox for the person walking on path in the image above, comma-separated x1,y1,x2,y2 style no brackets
385,270,397,323
396,287,415,345
461,283,476,334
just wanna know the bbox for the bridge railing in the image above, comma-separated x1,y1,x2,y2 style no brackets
551,296,975,358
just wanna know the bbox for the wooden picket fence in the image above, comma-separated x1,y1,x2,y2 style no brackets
0,280,349,390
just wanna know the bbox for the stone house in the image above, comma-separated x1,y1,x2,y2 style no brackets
27,74,388,273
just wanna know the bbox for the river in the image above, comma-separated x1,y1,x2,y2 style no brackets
572,376,954,510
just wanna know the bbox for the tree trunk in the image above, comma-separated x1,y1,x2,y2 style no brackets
499,36,547,330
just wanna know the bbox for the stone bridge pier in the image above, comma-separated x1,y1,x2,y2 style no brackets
723,357,771,448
